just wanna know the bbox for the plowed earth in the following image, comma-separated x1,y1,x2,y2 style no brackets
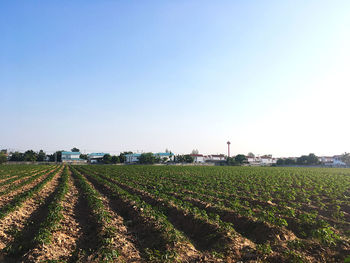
0,165,349,263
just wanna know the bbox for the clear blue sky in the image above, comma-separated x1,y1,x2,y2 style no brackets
1,1,350,156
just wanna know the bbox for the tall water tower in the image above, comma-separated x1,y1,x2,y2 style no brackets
227,141,231,157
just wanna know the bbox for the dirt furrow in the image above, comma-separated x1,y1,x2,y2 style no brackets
22,174,80,262
0,170,37,183
0,168,56,208
82,170,254,262
81,171,205,262
0,169,48,186
0,168,62,252
0,174,37,192
79,172,144,262
0,175,22,184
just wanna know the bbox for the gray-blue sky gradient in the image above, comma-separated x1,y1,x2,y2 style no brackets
1,1,350,156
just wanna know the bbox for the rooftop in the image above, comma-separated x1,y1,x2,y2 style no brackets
88,153,109,157
154,152,174,156
62,151,81,155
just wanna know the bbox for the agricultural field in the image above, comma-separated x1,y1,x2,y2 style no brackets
0,165,349,262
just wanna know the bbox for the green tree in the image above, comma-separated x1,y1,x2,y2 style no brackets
175,155,183,163
9,152,24,161
103,154,112,164
227,157,238,166
71,147,80,152
297,155,308,165
111,155,120,164
80,154,88,160
184,155,194,163
48,151,62,162
139,153,156,164
276,159,285,165
119,152,133,163
24,150,38,162
0,153,7,164
297,153,319,165
37,150,46,162
285,158,296,165
235,154,247,164
307,153,319,165
341,152,350,166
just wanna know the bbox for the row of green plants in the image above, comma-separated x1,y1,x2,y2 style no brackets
0,166,57,196
0,166,61,220
70,166,121,262
78,166,262,260
0,165,47,178
4,166,69,257
33,166,69,245
83,165,344,247
75,166,201,262
0,166,43,180
0,167,46,188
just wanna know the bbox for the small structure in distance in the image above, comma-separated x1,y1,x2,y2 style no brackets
88,153,110,164
61,151,86,164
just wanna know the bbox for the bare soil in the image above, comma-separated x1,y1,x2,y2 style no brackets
90,172,256,262
22,174,80,262
0,168,57,208
0,167,62,260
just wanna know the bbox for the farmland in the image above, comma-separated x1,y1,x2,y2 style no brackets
0,165,349,262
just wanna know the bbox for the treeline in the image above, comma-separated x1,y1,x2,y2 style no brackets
277,153,319,166
99,152,132,164
0,149,133,164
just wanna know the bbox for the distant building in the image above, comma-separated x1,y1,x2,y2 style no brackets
204,154,226,164
318,156,346,167
318,156,334,166
88,153,109,164
154,152,174,162
61,151,86,164
125,152,174,164
246,155,277,166
260,155,277,166
190,154,205,163
333,155,346,166
125,153,141,163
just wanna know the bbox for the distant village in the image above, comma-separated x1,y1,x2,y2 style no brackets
0,147,348,167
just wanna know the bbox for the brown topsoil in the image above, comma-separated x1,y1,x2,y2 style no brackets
82,170,256,262
22,173,80,262
0,167,57,208
0,167,62,252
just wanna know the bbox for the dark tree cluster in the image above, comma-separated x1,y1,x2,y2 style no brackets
175,155,194,163
277,153,319,166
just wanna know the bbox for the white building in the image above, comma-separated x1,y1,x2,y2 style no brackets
205,154,226,162
246,155,277,166
88,153,109,164
260,155,277,166
190,154,205,163
154,152,175,162
318,156,346,167
332,155,346,166
318,156,334,165
61,151,86,163
125,153,141,163
124,152,174,163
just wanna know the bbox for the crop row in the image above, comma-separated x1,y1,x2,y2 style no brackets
77,165,350,262
0,166,61,220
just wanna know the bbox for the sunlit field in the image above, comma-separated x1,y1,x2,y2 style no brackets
0,165,349,262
